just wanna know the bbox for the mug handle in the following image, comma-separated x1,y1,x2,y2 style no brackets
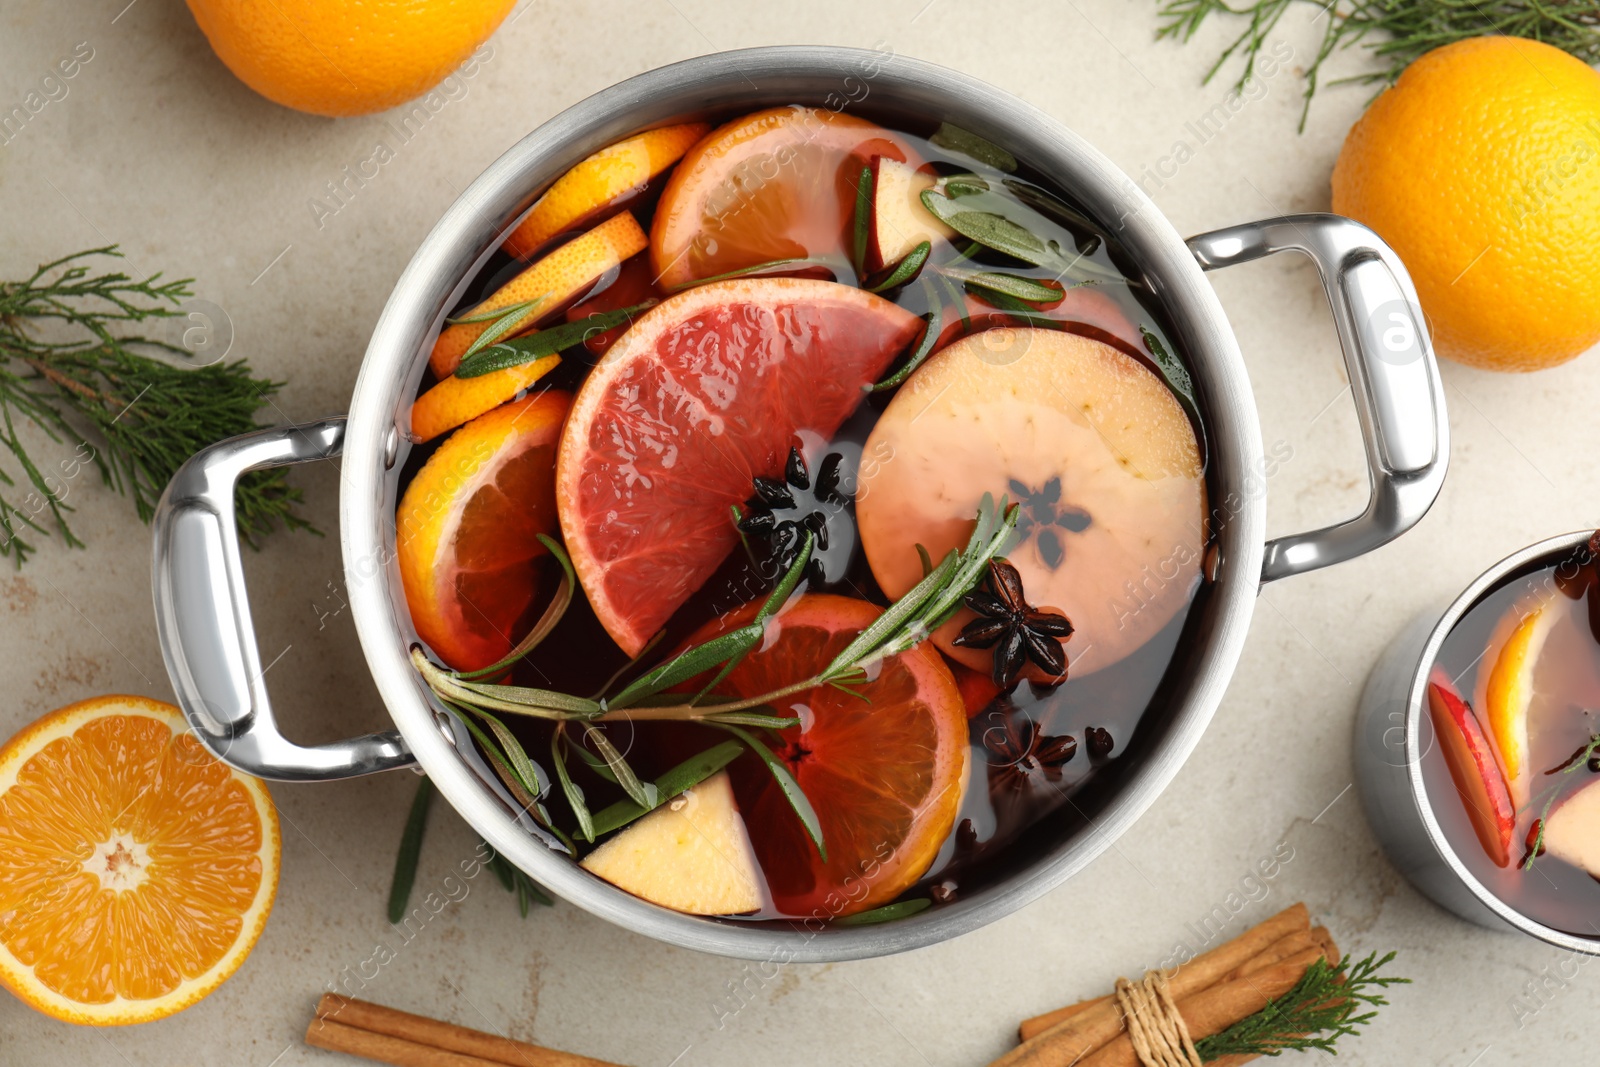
151,417,415,781
1186,213,1449,585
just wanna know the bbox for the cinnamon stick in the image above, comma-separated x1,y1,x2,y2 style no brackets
310,995,624,1067
1016,924,1315,1041
1074,946,1326,1067
1000,903,1309,1061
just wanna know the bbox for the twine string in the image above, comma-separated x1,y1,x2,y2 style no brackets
1113,969,1202,1067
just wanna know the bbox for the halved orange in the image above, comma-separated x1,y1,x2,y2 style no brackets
0,695,279,1025
430,211,648,378
398,390,570,671
555,278,922,657
683,594,966,917
650,106,913,290
502,123,710,259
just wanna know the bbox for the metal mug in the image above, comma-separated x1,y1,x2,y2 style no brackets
1355,531,1600,955
151,46,1449,961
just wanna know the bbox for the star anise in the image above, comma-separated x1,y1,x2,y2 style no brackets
952,558,1072,688
736,446,846,582
984,713,1078,791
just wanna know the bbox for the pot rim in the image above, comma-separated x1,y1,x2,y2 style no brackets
340,45,1267,961
1403,529,1600,954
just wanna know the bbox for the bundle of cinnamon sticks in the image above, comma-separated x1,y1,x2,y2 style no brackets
306,993,628,1067
990,903,1335,1067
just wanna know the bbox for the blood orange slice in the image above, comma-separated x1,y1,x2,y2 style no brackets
681,594,967,917
555,277,921,657
650,106,912,289
397,390,569,672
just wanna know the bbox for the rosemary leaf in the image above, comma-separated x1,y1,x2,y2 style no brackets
664,257,828,292
450,678,602,716
870,300,943,392
930,122,1018,172
701,710,801,729
583,723,657,809
448,295,543,326
1193,950,1408,1060
1001,178,1102,240
867,241,932,294
718,724,826,861
921,187,1124,284
1139,326,1200,419
570,742,620,784
588,739,744,837
457,534,575,680
551,732,595,843
835,898,932,926
450,705,540,799
475,710,548,797
852,164,873,279
457,296,547,361
692,531,815,701
387,776,434,923
457,302,655,378
938,265,1062,305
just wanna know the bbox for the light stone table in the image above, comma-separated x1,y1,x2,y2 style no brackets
2,2,1596,1065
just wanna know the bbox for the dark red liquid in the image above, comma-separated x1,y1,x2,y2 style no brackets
398,113,1216,921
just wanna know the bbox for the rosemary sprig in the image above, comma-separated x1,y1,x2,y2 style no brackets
1194,950,1408,1060
835,898,932,925
920,180,1123,285
0,247,310,564
387,776,434,923
456,301,657,378
1155,1,1600,132
871,278,944,392
412,497,1019,848
451,296,546,362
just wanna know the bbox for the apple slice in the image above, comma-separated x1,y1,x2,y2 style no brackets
579,771,763,915
1428,672,1517,867
868,157,956,271
1542,778,1600,879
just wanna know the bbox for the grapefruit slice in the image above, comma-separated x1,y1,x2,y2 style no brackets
857,328,1205,677
555,278,921,657
398,390,569,672
0,696,278,1025
580,771,762,915
681,594,967,917
650,107,912,289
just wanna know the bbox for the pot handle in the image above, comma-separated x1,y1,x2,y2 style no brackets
151,417,415,781
1187,213,1448,585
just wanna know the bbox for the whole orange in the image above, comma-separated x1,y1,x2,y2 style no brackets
185,0,516,117
1331,37,1600,371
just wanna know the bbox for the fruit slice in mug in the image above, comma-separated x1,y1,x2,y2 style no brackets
1540,778,1600,879
1427,672,1516,868
1482,600,1556,806
650,107,913,289
555,277,922,657
857,328,1205,678
399,390,569,672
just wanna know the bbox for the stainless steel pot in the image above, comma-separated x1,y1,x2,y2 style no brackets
151,46,1448,961
1354,532,1600,954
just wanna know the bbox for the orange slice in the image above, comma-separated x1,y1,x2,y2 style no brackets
650,106,913,290
857,329,1205,678
502,123,710,259
0,695,278,1025
555,278,922,657
410,354,560,443
398,390,570,671
1483,601,1556,804
430,211,648,378
683,594,966,917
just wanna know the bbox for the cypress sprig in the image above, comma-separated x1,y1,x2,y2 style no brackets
1194,950,1408,1060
